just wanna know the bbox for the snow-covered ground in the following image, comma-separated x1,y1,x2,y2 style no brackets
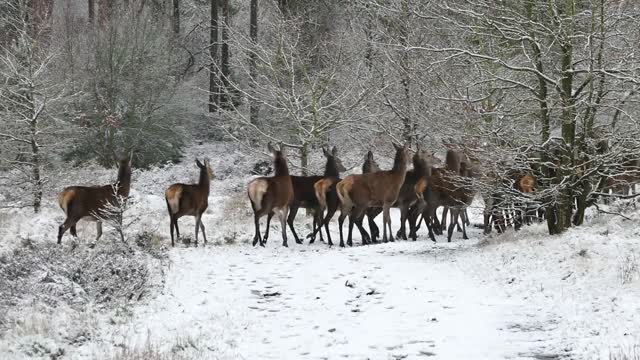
1,142,640,359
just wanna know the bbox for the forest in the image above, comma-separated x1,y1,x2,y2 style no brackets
1,1,640,359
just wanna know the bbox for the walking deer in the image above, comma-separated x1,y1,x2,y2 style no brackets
282,146,346,246
336,143,409,247
415,149,476,242
164,158,214,247
366,146,431,241
247,143,293,247
311,150,380,245
57,153,133,244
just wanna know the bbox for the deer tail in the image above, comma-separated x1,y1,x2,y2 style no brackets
164,185,183,215
248,178,269,212
314,178,332,211
336,177,354,210
57,189,75,215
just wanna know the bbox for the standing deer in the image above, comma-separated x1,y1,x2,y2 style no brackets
336,143,409,247
164,158,214,247
415,149,476,242
281,146,346,245
311,150,380,245
247,143,293,247
366,146,431,241
57,153,133,244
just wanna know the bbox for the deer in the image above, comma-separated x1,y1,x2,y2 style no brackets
365,145,432,241
414,149,476,242
57,152,133,244
247,143,293,247
336,143,410,247
310,150,381,245
277,146,347,246
482,171,535,233
164,158,214,247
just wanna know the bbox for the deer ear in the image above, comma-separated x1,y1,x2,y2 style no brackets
196,159,204,168
366,150,374,160
332,146,338,156
267,142,276,155
322,147,331,157
278,142,286,156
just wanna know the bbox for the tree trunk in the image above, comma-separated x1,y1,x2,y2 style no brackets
249,0,258,124
220,0,231,109
99,0,111,28
300,142,309,176
399,0,412,145
209,0,219,112
172,0,180,35
88,0,95,23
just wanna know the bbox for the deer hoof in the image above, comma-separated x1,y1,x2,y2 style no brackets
282,242,288,247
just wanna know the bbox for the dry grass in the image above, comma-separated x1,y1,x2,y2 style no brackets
619,254,639,285
113,335,203,360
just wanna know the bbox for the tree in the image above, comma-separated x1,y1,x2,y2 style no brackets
0,0,64,212
403,0,640,234
220,0,231,108
172,0,179,35
209,0,219,112
249,0,258,124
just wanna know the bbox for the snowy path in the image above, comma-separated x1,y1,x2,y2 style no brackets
100,238,549,360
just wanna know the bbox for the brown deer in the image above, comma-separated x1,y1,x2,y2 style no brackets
415,149,476,242
247,143,293,247
57,153,133,244
164,158,214,247
310,150,380,245
283,146,347,245
366,145,432,241
336,143,409,247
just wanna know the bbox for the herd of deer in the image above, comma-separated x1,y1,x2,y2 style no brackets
57,142,636,247
245,142,537,248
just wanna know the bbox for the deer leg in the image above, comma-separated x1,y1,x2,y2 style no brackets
407,205,420,241
338,211,347,248
367,209,380,243
322,206,337,247
279,206,289,247
263,211,274,243
96,221,103,241
194,215,201,247
57,217,77,244
454,210,462,232
397,205,409,240
316,211,325,243
441,206,448,231
447,208,459,242
461,208,469,240
347,214,355,247
70,225,78,237
252,212,263,247
169,216,175,247
200,218,207,245
287,204,302,244
174,217,181,240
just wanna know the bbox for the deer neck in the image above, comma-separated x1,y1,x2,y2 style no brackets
413,159,428,177
324,159,340,177
274,156,289,176
391,154,407,174
116,166,132,197
198,168,211,194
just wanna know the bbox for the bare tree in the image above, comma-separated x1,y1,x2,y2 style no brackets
0,0,65,212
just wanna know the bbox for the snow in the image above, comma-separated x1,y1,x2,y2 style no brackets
1,142,640,359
